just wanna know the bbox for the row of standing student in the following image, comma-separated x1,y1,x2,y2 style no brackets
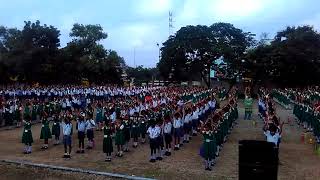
200,88,239,171
21,88,217,162
146,97,217,162
259,89,284,163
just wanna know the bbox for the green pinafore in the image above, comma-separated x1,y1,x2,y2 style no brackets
103,126,113,153
22,122,33,145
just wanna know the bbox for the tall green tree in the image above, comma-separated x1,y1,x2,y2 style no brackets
0,21,60,83
246,25,320,86
158,23,255,86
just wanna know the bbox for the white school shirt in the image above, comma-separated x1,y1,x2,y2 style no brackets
173,118,181,128
110,112,116,122
85,119,96,130
205,103,209,111
153,101,157,108
77,121,86,132
62,122,72,136
264,130,281,146
184,114,191,124
66,100,71,107
192,110,199,120
164,122,172,134
129,108,135,116
147,126,159,139
211,100,216,108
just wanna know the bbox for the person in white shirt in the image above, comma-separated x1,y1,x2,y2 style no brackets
76,113,86,153
183,109,191,143
173,113,182,150
163,114,173,156
147,119,159,162
85,114,96,149
192,106,199,136
155,121,164,161
62,116,73,158
263,122,284,162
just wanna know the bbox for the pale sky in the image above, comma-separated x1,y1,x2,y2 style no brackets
0,0,319,67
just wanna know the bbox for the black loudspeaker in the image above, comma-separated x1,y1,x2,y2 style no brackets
239,140,278,180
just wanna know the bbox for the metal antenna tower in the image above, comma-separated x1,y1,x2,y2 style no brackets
169,11,173,36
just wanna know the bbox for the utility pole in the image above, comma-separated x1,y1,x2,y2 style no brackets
133,47,136,68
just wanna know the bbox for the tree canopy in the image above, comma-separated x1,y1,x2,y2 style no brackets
245,25,320,86
158,23,320,86
158,23,255,86
0,21,125,85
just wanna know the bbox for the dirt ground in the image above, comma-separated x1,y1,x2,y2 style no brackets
0,101,319,180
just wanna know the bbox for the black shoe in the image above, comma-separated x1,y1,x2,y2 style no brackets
205,167,209,171
165,151,169,156
76,150,81,153
193,133,197,136
208,167,212,171
186,140,189,143
150,159,156,163
41,146,45,150
174,147,178,151
81,150,85,153
168,152,171,156
189,137,192,140
158,157,163,161
23,151,28,154
180,144,183,147
124,149,129,152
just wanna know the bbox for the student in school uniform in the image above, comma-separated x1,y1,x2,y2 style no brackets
40,112,52,149
22,115,33,154
147,119,159,162
183,108,191,143
76,112,86,153
103,120,113,162
156,117,164,160
51,114,61,145
263,122,284,162
139,110,147,144
192,106,199,136
173,113,182,150
62,115,73,158
131,112,140,148
115,118,125,157
85,113,96,149
95,103,104,131
123,116,131,152
163,114,172,156
202,124,215,171
179,109,185,147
